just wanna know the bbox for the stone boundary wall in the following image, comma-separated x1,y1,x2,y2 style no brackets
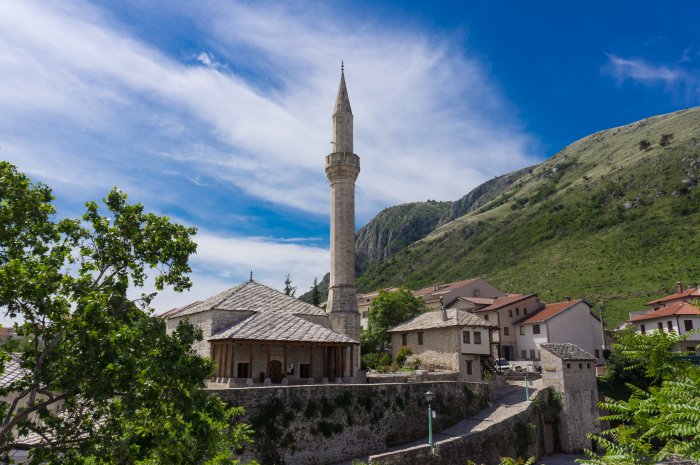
367,371,459,384
209,381,489,465
369,389,548,465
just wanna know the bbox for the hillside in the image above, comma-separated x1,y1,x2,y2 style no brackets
355,200,451,274
356,107,700,327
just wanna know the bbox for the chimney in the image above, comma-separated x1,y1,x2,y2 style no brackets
439,296,447,321
433,283,438,291
676,282,684,294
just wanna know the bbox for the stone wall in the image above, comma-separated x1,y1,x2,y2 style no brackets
210,381,489,465
369,389,550,465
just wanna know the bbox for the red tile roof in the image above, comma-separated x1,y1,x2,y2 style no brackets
515,299,582,324
412,278,480,297
646,287,700,306
629,301,700,322
476,294,535,312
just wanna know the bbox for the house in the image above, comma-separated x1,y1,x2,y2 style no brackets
446,293,544,361
164,279,360,385
513,299,605,363
356,278,504,329
412,278,505,309
646,282,700,310
628,301,700,352
387,308,498,381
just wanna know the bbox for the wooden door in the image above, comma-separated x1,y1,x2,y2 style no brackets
269,360,283,383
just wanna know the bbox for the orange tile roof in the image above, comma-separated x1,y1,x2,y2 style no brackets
629,301,700,322
476,294,535,312
646,287,700,306
412,278,480,297
515,299,582,324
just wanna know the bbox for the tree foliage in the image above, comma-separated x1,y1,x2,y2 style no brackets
309,278,321,306
582,324,700,464
283,274,296,297
363,288,425,353
0,162,253,464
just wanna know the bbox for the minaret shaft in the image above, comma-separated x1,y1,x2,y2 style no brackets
326,69,360,344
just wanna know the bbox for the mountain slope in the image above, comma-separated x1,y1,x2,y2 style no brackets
355,200,451,274
356,107,700,327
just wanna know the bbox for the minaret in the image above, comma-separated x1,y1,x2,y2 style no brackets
326,65,360,344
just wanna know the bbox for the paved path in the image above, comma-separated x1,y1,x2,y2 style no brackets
333,382,540,465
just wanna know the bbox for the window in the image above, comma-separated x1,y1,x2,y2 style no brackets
401,334,408,345
462,331,471,344
667,321,673,332
299,363,310,379
516,308,520,316
237,362,250,378
484,314,489,321
520,325,525,335
418,332,424,345
466,360,473,375
587,363,591,369
658,322,663,331
566,363,571,369
579,363,583,369
509,310,513,318
473,331,481,344
529,349,535,359
524,309,527,315
522,349,527,359
532,324,541,335
362,311,368,318
594,349,600,359
641,324,646,334
685,320,694,331
503,326,509,336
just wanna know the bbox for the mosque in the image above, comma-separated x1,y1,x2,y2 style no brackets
164,69,363,384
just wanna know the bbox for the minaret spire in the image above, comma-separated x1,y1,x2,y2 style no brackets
332,66,353,153
325,68,361,357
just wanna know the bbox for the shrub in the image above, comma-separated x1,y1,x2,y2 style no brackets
395,346,413,366
361,352,391,370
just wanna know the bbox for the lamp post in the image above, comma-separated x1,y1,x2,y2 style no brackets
425,390,435,454
524,370,530,401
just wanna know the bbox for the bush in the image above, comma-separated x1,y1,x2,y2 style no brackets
361,352,391,371
395,346,413,366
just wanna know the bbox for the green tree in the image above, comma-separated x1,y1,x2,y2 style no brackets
582,323,700,464
283,274,296,297
0,162,253,464
310,277,321,306
365,288,426,351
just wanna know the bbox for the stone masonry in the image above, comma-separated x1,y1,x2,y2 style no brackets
326,68,361,352
211,381,488,465
540,343,601,453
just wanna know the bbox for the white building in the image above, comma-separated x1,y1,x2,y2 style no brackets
628,301,700,352
514,299,605,363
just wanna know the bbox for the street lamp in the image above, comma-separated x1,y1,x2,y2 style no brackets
524,370,530,401
425,390,436,453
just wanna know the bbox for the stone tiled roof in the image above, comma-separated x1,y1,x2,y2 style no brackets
164,280,327,318
412,278,480,297
210,311,357,344
540,343,595,361
0,354,25,388
388,308,496,332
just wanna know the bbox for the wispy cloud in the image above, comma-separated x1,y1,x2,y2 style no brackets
603,53,699,101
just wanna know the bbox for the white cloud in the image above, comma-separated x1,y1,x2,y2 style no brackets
604,53,686,84
0,0,539,221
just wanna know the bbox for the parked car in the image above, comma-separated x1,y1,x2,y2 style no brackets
496,358,511,372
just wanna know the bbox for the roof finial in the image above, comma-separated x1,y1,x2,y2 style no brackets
341,60,344,74
249,271,253,282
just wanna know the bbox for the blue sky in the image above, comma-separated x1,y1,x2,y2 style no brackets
1,0,699,319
